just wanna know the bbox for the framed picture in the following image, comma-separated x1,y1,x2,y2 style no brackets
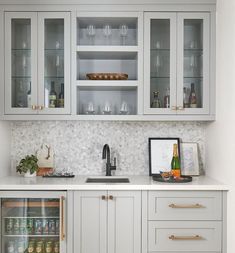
149,138,180,176
181,142,199,176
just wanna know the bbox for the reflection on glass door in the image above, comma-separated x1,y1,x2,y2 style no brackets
1,196,65,253
5,12,37,114
38,13,70,115
144,13,176,114
177,13,210,114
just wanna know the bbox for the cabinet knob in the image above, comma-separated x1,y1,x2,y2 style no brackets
38,105,44,110
109,195,114,200
31,105,37,110
177,106,184,110
101,195,107,200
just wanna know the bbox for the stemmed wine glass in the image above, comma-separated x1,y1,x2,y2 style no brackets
87,25,96,45
119,24,128,45
103,24,112,45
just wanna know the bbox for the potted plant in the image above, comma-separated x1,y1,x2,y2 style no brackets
16,155,39,177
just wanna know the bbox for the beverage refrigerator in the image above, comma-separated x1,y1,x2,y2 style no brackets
0,191,66,253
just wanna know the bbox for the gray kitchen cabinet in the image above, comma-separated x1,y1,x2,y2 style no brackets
73,190,141,253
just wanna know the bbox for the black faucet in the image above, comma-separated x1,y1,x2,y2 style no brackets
102,144,116,176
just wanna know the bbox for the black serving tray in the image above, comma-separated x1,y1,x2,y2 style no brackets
152,174,192,183
43,174,75,178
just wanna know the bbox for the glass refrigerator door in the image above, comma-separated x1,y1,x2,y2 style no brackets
177,13,210,114
5,12,38,114
38,12,70,115
1,194,66,253
144,13,177,114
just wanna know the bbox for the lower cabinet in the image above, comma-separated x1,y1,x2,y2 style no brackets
73,190,141,253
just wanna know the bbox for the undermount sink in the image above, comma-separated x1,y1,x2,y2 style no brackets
86,177,130,183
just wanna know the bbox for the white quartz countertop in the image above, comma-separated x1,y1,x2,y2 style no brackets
0,175,228,191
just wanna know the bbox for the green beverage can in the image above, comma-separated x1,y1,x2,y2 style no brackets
6,218,14,234
27,218,34,235
19,218,27,234
13,218,20,234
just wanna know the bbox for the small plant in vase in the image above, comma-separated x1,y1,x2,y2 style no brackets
16,155,39,177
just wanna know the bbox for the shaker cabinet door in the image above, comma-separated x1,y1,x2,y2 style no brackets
5,12,38,114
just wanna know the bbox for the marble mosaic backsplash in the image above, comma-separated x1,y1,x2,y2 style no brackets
11,121,206,175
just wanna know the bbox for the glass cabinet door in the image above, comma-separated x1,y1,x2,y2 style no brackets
177,13,210,114
144,13,177,114
38,12,70,114
1,192,66,253
5,12,38,114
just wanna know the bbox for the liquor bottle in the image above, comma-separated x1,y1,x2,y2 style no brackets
188,83,197,108
151,91,161,108
49,81,57,108
58,83,64,108
27,82,31,108
171,143,181,178
164,88,170,108
183,87,189,108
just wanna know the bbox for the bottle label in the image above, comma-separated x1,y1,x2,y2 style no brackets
58,99,64,108
49,95,57,108
171,169,181,178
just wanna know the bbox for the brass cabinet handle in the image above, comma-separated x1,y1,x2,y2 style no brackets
101,195,107,200
109,195,114,200
60,196,66,241
169,235,203,240
31,105,37,110
38,105,44,110
171,106,177,111
169,203,205,209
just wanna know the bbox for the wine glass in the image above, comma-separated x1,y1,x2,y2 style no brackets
87,25,96,45
120,101,129,115
86,102,95,114
103,24,112,45
103,101,112,115
55,41,60,50
155,54,161,76
119,24,128,45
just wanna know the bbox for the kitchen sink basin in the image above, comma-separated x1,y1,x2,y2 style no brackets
86,177,130,183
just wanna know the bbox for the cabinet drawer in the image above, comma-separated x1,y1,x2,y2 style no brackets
148,191,222,220
148,221,222,252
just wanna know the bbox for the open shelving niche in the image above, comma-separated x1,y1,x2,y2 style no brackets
75,13,142,116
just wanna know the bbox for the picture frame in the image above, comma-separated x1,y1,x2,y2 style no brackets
149,138,180,176
181,142,199,176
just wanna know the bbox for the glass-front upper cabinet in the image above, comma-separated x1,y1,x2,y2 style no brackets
38,12,70,114
177,13,210,114
5,12,70,115
144,13,177,114
5,12,38,114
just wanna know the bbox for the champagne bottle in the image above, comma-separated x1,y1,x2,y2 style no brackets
188,83,197,108
151,91,161,108
27,82,31,108
58,83,64,108
171,144,181,178
49,81,57,108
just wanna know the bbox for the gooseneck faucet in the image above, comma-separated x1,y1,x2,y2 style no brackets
102,144,116,176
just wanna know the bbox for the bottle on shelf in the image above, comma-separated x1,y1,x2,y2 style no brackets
164,87,170,108
188,82,197,108
49,81,57,108
183,87,189,108
151,91,161,108
27,82,31,108
58,83,64,108
171,143,181,178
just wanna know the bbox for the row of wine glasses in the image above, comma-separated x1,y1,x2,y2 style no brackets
86,24,128,45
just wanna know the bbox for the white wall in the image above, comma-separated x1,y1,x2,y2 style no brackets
0,121,11,177
206,0,235,252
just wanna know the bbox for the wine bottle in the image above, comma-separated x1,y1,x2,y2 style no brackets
151,91,161,108
27,82,31,108
188,83,197,108
164,88,170,108
49,81,57,108
58,83,64,108
171,144,181,178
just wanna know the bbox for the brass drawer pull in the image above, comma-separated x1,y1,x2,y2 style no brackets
60,196,66,241
169,203,205,208
169,235,203,240
109,195,114,200
101,195,107,200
